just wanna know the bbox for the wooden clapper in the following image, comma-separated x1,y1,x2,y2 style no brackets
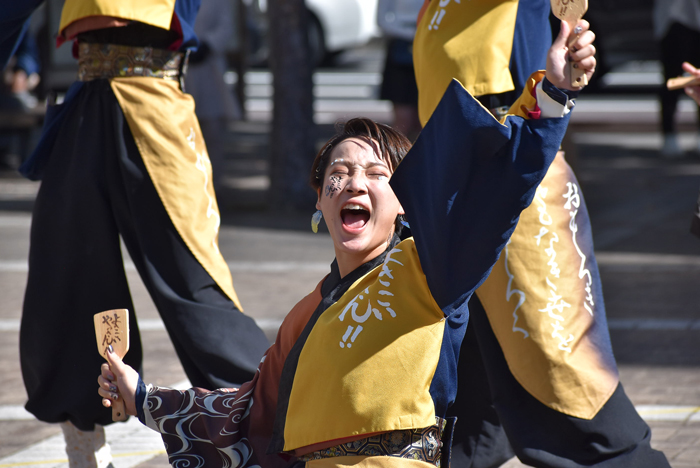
667,75,700,91
94,309,130,421
551,0,589,87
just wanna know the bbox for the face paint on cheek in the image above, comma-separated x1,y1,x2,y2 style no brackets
325,176,342,198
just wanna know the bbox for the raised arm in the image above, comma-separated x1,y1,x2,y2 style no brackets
390,20,596,313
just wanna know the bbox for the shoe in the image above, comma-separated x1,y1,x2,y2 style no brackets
662,134,683,158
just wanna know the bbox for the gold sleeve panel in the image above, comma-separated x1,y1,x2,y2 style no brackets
476,153,619,420
413,0,520,126
110,77,243,311
503,71,544,122
283,240,445,450
60,0,176,36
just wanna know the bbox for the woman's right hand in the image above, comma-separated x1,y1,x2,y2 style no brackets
682,62,700,106
97,348,140,416
546,19,596,91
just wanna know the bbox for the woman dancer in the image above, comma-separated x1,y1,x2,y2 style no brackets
97,20,601,468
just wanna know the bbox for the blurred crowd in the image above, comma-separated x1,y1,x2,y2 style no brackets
4,0,700,174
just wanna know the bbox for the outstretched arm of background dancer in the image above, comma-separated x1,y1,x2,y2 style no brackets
682,62,700,105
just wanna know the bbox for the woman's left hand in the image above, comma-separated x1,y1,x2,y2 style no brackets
546,19,596,91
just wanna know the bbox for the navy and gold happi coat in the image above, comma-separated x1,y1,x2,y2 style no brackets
136,76,571,468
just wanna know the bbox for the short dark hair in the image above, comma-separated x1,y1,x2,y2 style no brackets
309,118,412,191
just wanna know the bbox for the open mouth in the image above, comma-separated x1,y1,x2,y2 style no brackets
341,203,370,230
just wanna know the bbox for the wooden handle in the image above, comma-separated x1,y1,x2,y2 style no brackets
566,17,588,89
667,75,700,90
570,62,588,88
112,399,128,421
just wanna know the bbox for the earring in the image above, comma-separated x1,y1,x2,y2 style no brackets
311,210,323,233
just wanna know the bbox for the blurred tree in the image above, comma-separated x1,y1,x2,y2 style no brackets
267,0,317,210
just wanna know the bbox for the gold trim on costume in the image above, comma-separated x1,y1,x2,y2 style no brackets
299,418,445,467
109,77,243,311
78,43,183,82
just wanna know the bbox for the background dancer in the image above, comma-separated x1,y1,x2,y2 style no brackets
413,1,670,466
377,0,424,142
653,0,700,157
0,1,270,467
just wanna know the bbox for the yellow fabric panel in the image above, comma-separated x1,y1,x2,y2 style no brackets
109,78,243,311
413,0,519,126
503,71,544,121
306,456,435,468
307,455,436,468
60,0,175,35
476,153,619,419
284,240,445,450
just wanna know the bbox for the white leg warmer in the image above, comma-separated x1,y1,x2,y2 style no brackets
60,421,113,468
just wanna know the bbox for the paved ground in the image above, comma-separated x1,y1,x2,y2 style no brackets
1,93,700,467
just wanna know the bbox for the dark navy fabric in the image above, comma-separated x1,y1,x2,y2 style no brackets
136,378,148,423
173,0,201,51
542,76,580,105
448,322,514,468
509,0,551,97
19,81,84,180
429,309,469,417
0,0,43,68
12,27,41,75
